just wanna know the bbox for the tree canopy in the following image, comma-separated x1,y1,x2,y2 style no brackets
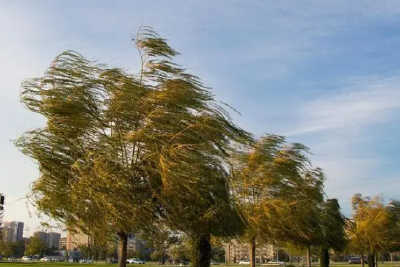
230,134,325,267
348,194,400,267
16,27,250,267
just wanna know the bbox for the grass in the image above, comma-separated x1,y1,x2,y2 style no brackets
2,262,400,267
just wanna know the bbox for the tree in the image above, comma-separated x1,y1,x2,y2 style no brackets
0,194,4,240
0,241,22,257
210,237,225,263
26,236,47,257
230,135,325,267
348,194,400,267
319,199,347,267
16,27,250,267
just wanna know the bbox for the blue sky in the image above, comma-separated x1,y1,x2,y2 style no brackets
2,0,400,236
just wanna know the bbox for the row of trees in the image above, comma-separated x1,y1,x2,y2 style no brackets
14,26,362,267
0,236,50,258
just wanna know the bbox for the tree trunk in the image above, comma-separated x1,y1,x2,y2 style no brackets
368,253,375,267
390,253,393,266
117,231,128,267
375,254,378,267
191,233,212,267
361,252,365,267
306,245,311,267
250,236,256,267
319,248,329,267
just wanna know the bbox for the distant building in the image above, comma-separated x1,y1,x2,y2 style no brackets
59,237,67,250
2,221,24,242
66,229,146,254
34,231,47,243
224,240,275,263
2,227,14,242
33,231,62,249
47,232,61,249
66,229,91,250
127,233,146,253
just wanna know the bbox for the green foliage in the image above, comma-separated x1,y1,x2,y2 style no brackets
231,134,325,244
26,236,47,257
16,26,250,267
320,199,347,251
348,193,400,267
0,241,25,257
210,245,225,262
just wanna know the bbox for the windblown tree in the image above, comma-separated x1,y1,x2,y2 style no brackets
384,199,400,263
16,27,250,267
348,194,400,267
278,173,325,267
230,135,325,267
319,199,347,267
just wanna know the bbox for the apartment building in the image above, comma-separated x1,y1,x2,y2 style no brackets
225,240,275,263
66,229,91,250
59,237,67,250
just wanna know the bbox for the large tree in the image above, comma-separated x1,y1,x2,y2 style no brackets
230,135,325,267
16,27,249,267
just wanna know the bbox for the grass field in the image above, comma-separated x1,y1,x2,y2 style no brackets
2,262,400,267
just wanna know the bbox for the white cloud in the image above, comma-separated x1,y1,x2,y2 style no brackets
278,74,400,214
287,76,400,136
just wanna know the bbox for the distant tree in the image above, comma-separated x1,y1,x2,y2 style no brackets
284,242,306,264
0,241,20,257
319,199,348,267
287,194,324,267
78,244,91,259
26,236,47,257
348,194,400,267
169,241,191,263
230,135,325,267
0,193,4,240
210,238,225,263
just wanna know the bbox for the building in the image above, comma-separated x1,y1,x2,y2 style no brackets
59,237,67,250
66,229,91,250
224,240,275,263
33,231,62,249
34,231,48,243
2,221,24,242
127,233,146,253
2,227,14,242
47,232,61,249
66,229,146,254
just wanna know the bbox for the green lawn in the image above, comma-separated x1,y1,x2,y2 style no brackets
0,260,400,267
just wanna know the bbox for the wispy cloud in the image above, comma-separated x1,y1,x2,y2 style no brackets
287,76,400,136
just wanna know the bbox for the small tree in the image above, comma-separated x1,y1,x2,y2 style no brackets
348,194,399,267
0,194,4,241
26,236,47,257
319,199,347,267
231,135,325,267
